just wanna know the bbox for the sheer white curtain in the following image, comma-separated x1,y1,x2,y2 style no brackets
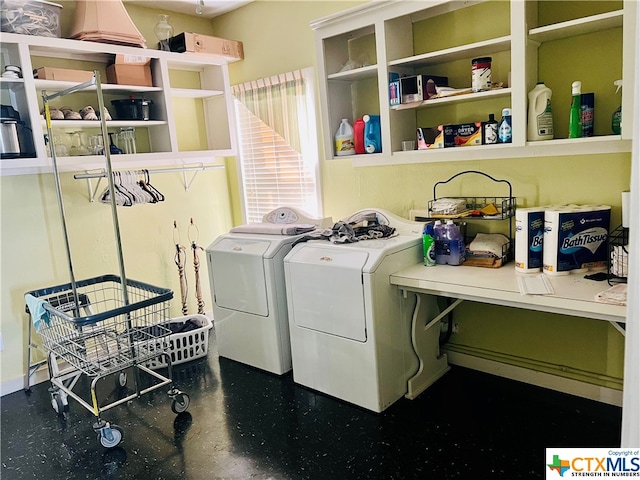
232,67,322,223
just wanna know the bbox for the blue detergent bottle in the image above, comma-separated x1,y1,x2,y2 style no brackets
363,114,382,153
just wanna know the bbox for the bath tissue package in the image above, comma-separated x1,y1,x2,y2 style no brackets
543,205,611,275
515,207,545,273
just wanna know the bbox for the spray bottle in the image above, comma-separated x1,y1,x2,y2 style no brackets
612,80,622,135
568,81,582,138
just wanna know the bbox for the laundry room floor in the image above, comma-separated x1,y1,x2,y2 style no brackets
2,330,621,480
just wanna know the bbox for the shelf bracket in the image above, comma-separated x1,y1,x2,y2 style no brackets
85,175,105,203
182,164,204,192
610,321,626,336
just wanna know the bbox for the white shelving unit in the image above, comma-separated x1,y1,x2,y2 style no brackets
311,0,637,166
0,32,240,176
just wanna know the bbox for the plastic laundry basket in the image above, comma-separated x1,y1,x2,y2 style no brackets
144,314,212,369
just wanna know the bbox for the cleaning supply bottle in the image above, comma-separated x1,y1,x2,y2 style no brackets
482,113,498,144
423,223,436,267
363,114,382,153
354,117,365,154
335,118,355,156
568,81,582,138
444,220,465,266
434,220,447,265
498,108,512,143
527,82,554,141
612,80,622,135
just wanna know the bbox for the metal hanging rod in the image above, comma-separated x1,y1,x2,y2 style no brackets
74,163,225,202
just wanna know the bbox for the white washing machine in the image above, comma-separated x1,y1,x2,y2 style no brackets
284,209,430,412
206,207,332,375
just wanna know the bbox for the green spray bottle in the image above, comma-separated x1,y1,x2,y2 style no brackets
568,81,582,138
612,80,622,135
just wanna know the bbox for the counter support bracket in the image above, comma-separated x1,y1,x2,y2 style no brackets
404,291,457,400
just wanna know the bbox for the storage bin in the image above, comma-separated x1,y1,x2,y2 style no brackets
144,314,213,369
1,0,62,37
111,98,152,120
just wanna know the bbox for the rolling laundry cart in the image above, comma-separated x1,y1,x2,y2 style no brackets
24,72,189,448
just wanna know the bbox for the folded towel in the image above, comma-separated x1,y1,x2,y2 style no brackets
469,233,510,258
25,294,50,332
230,223,317,235
595,284,627,306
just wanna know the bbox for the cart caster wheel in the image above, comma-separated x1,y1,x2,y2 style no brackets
50,390,69,419
115,372,127,388
171,393,190,414
98,424,124,449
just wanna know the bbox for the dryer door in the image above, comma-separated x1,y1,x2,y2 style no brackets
286,246,368,342
209,238,270,316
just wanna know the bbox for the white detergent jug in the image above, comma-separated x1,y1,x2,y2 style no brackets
528,82,554,141
335,118,355,156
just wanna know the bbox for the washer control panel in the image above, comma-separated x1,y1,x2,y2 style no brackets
263,207,332,228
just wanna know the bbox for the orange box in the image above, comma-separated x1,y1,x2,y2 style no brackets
168,32,244,60
34,67,93,82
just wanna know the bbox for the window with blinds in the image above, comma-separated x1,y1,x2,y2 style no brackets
232,68,322,224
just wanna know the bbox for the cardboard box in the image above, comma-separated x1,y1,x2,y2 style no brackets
33,67,93,83
417,126,444,149
106,65,152,87
399,74,448,103
443,123,482,147
106,54,153,87
169,32,244,60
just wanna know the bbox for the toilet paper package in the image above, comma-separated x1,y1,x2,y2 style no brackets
543,205,611,275
515,207,545,273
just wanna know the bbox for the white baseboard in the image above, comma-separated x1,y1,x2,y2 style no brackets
1,365,49,397
446,350,623,407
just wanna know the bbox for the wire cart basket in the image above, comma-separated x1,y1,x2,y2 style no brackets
24,72,190,449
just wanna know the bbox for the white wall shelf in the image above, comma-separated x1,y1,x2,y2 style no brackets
0,32,239,176
327,64,378,81
389,36,511,69
312,0,636,166
528,10,624,44
392,88,512,111
351,136,632,167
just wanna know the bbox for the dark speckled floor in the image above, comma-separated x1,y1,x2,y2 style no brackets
2,331,621,480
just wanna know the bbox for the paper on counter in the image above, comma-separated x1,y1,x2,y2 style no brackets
517,274,555,295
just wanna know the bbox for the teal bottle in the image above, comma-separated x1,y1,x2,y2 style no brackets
568,81,582,138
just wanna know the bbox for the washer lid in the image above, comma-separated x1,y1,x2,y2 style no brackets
286,236,421,273
286,247,368,342
207,232,299,259
208,238,270,316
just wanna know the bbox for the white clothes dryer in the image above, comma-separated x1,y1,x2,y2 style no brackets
284,209,441,412
206,207,332,375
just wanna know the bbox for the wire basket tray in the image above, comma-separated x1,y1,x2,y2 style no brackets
608,225,629,285
26,275,173,377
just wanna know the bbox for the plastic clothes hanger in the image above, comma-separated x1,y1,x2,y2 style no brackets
139,170,165,202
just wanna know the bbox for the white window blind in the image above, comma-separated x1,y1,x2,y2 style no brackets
232,68,322,224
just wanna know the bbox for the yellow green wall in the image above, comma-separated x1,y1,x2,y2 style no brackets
212,1,628,390
0,1,629,393
0,2,233,392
